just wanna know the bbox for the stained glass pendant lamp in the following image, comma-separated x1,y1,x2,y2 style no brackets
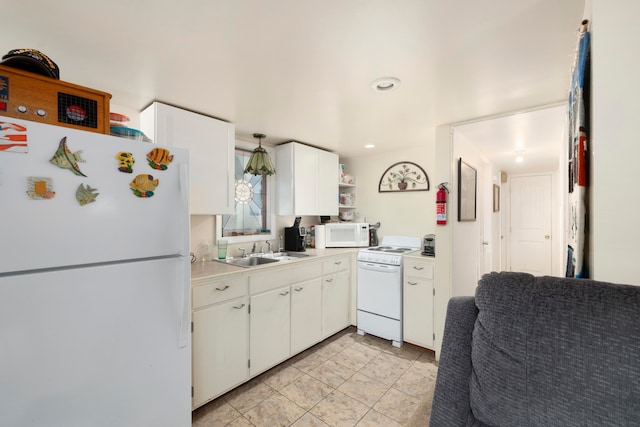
244,133,276,176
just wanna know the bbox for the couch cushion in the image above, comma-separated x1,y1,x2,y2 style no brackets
469,272,640,426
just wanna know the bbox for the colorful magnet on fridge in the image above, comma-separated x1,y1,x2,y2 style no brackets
26,176,55,199
49,137,86,176
116,151,135,173
146,148,173,170
76,183,99,206
0,121,28,153
130,174,158,198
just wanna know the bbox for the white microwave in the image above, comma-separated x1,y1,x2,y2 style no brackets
324,222,369,247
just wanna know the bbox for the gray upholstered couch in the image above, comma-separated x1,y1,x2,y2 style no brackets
430,272,640,426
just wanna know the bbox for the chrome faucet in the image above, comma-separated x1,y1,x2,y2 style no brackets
239,248,247,258
251,242,257,254
261,240,272,254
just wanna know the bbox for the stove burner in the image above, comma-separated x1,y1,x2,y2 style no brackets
368,246,415,254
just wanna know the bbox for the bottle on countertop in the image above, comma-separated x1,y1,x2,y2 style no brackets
310,225,315,248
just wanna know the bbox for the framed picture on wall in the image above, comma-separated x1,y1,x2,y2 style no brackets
493,184,500,212
458,158,477,221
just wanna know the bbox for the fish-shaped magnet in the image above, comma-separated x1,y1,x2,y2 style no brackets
130,174,158,198
76,183,99,206
49,137,86,176
146,148,173,170
116,151,135,173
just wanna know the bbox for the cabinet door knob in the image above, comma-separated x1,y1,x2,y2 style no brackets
215,285,230,291
413,266,424,270
294,287,303,292
408,281,418,286
334,261,342,265
233,304,245,310
325,278,333,283
280,291,290,296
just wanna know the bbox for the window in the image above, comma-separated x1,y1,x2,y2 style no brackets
216,142,275,243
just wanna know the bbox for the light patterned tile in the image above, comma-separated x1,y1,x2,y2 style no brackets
261,364,305,391
393,369,433,400
227,416,255,427
332,345,375,371
244,392,306,427
360,352,412,386
281,374,334,410
291,412,331,427
350,342,382,359
337,372,389,407
408,357,438,380
355,409,402,427
372,388,420,425
192,398,242,427
292,350,329,373
224,379,275,414
308,359,355,388
314,340,347,359
311,390,369,427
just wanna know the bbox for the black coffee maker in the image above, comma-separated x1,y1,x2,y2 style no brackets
284,217,306,252
369,222,380,247
422,234,435,257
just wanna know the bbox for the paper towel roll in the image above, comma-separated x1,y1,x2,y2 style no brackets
314,224,326,249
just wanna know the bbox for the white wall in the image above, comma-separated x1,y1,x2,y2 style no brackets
342,143,436,241
590,0,640,284
451,129,485,297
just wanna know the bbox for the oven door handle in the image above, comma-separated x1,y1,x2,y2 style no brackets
358,262,400,273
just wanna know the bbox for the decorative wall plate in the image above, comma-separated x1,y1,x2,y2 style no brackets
378,161,429,192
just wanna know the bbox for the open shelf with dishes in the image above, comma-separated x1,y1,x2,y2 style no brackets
338,183,357,221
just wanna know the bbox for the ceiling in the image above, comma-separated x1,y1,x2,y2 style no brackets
2,0,584,163
454,104,567,174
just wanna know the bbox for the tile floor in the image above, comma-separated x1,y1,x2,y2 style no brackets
192,327,438,426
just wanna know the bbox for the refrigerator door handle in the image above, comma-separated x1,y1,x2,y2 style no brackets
178,257,190,349
179,162,190,257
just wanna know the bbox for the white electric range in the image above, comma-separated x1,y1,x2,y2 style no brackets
356,236,421,347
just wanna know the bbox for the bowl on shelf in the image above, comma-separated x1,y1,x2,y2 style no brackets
339,211,354,221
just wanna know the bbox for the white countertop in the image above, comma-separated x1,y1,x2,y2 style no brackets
191,247,359,280
404,252,436,261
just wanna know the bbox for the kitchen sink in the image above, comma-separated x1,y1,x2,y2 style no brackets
271,252,310,259
221,257,280,268
215,251,311,267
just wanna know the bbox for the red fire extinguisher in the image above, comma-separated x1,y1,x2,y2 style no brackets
436,183,448,225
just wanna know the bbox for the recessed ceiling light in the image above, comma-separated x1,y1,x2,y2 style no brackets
364,144,375,149
370,77,401,92
516,155,524,163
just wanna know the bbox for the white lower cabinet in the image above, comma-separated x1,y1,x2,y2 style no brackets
192,253,352,408
291,278,323,354
402,256,434,348
322,254,351,338
249,286,291,376
192,275,248,409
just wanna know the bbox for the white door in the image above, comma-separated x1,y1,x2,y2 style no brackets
509,175,552,275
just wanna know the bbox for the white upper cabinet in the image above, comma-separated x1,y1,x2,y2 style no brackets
140,102,235,215
276,142,338,216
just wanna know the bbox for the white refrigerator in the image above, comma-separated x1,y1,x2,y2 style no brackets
0,116,191,426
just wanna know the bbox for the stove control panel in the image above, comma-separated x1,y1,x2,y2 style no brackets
357,252,403,265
